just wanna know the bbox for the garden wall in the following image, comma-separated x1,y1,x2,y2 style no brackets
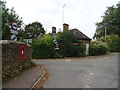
1,40,33,81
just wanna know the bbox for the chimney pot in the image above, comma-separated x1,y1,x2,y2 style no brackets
63,23,69,30
52,27,56,33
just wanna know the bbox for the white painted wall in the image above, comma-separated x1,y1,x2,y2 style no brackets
86,43,89,55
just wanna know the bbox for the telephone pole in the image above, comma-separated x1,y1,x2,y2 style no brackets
105,26,107,43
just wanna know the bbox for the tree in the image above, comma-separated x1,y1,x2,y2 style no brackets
17,29,25,41
93,2,120,40
1,1,23,40
24,22,45,39
57,30,86,57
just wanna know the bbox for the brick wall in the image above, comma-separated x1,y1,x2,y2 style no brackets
1,40,33,81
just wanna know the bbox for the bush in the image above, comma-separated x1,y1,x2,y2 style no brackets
57,31,86,57
32,31,86,59
108,35,119,52
54,52,64,58
98,34,119,52
32,35,55,59
89,41,108,56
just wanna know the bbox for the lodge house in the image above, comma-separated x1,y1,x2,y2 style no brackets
50,23,92,55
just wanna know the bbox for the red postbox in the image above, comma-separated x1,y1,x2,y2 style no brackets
20,45,25,60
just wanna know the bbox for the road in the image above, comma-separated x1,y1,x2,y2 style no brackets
33,53,118,88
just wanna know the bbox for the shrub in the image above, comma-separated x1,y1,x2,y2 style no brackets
32,31,86,58
108,35,119,52
57,31,86,57
54,52,64,58
98,34,119,52
32,35,55,59
89,41,108,56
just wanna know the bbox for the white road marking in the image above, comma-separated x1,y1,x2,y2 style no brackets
90,73,94,75
65,60,71,61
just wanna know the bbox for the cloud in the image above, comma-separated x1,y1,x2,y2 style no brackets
6,0,119,38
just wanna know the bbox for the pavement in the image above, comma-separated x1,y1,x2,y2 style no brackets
2,65,45,89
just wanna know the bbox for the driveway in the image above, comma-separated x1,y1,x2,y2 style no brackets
33,53,118,88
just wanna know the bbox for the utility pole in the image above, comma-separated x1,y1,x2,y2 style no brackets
105,26,107,43
104,23,108,43
62,4,66,25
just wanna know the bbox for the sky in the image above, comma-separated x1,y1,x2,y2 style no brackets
5,0,119,39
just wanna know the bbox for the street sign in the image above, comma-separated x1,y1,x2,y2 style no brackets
11,22,18,30
10,22,18,41
28,39,32,43
55,43,59,50
10,30,18,34
53,40,57,44
53,39,59,50
11,34,17,41
24,39,32,44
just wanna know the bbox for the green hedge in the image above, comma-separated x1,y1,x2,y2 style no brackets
98,34,119,52
108,35,119,52
89,41,108,56
32,35,55,59
57,31,86,57
32,31,86,59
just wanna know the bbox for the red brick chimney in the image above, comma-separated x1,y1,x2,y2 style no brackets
63,23,69,30
52,27,56,33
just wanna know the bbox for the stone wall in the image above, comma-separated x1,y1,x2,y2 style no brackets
1,40,33,81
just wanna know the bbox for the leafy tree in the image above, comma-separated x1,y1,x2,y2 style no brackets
93,2,120,40
1,1,23,40
24,22,45,39
57,30,86,57
17,29,25,41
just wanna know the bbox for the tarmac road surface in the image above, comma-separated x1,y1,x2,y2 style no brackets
33,53,118,88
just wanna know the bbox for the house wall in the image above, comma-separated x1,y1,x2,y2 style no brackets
81,40,91,56
86,43,89,56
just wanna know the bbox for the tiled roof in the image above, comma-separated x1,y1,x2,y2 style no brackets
70,29,92,41
49,28,92,41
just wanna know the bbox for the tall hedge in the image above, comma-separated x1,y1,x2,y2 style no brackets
32,35,55,59
57,31,86,57
32,31,86,59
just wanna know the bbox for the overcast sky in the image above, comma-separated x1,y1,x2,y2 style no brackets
5,0,119,39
